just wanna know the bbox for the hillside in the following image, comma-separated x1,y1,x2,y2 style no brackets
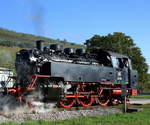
0,28,84,70
0,28,84,48
0,28,56,43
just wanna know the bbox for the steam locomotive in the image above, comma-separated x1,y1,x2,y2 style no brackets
2,40,138,108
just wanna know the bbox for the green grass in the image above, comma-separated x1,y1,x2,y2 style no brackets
130,94,150,99
0,46,21,69
1,105,150,125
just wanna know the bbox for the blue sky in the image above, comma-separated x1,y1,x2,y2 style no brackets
0,0,150,72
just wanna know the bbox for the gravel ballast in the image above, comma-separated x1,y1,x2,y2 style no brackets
0,107,121,123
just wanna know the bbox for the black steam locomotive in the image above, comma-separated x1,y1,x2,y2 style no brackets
7,40,138,108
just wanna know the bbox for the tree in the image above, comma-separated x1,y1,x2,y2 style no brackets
85,32,149,91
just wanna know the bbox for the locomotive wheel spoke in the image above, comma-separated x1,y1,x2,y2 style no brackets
97,89,110,106
77,84,94,107
59,98,75,108
78,95,94,107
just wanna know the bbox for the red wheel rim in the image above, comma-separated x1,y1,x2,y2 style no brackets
97,89,110,106
78,96,94,107
59,98,75,108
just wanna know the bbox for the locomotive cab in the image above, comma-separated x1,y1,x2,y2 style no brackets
110,52,137,94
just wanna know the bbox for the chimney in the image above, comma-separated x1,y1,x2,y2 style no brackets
36,40,44,51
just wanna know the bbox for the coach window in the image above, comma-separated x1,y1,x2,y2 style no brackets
97,51,112,67
104,55,112,67
111,56,118,68
111,56,131,69
117,58,130,69
118,58,124,68
122,58,131,68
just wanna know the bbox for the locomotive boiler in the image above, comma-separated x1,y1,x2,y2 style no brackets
3,40,138,108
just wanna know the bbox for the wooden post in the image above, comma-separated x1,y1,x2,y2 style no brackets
122,84,127,113
124,96,127,113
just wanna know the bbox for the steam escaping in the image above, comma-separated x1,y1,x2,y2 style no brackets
27,0,45,35
0,91,56,114
0,94,20,112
